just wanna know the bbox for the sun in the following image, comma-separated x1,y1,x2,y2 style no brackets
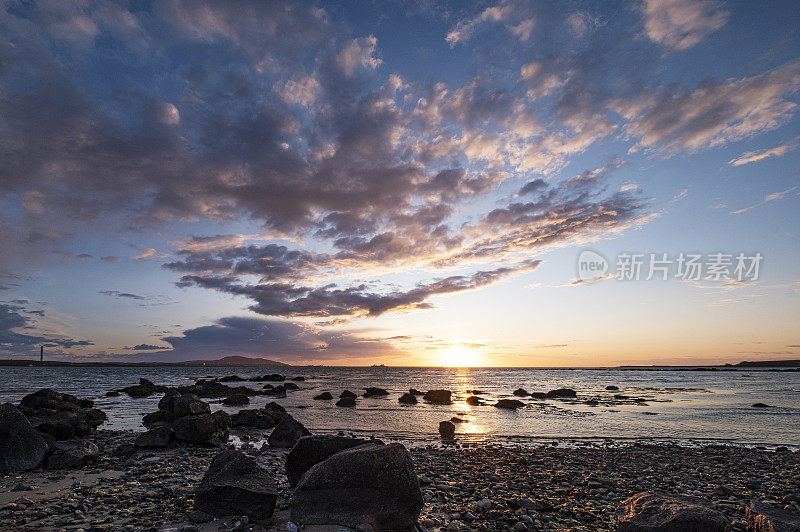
442,345,479,367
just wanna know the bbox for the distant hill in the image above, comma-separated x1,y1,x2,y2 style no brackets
735,359,800,368
0,355,292,367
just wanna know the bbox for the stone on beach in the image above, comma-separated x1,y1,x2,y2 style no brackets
20,388,93,411
409,388,424,395
0,403,47,475
194,449,277,520
46,439,99,469
285,435,373,486
134,425,174,448
313,391,333,400
439,420,456,440
121,378,168,398
423,389,452,404
746,500,800,532
142,409,174,428
546,388,577,398
513,388,529,396
290,443,423,530
466,395,484,406
362,387,390,397
230,408,283,429
339,390,357,398
336,396,356,407
172,394,212,418
221,393,250,406
616,492,730,532
606,385,620,390
495,399,525,409
398,393,418,404
267,413,310,448
173,411,231,445
752,403,771,408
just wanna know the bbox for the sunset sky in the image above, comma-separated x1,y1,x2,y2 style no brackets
1,0,798,366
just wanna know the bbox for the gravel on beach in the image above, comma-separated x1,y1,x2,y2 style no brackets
0,429,798,531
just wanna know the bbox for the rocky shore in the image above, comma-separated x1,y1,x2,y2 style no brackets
1,377,798,531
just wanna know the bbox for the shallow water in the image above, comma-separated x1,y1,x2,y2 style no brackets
1,366,798,445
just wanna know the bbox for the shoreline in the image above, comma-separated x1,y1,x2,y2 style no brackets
1,428,798,530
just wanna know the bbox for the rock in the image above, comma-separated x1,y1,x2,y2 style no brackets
290,443,423,530
285,435,373,486
264,401,286,414
423,389,452,404
340,390,357,398
284,382,299,391
262,374,285,382
465,396,483,406
218,375,244,382
398,393,418,404
495,399,525,409
513,388,529,396
75,407,106,429
746,500,800,532
752,403,771,408
267,413,310,448
134,425,174,448
313,392,333,400
105,390,120,397
0,403,47,475
291,376,305,381
546,388,577,398
265,384,286,397
450,417,465,423
158,389,182,411
231,408,283,429
194,449,277,520
20,389,92,411
606,385,620,391
121,378,167,398
439,420,455,440
142,409,175,428
222,393,250,406
34,420,76,441
46,439,99,469
173,394,212,418
173,411,231,445
177,380,262,399
362,387,390,397
529,392,548,399
336,396,356,407
616,492,730,532
409,388,424,395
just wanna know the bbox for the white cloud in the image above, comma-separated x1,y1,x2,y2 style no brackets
727,143,796,166
336,36,382,76
641,0,728,51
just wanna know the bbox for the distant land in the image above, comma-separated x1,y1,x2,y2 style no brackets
0,355,292,367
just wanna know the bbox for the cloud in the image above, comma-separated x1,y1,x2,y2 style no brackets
159,315,401,361
336,36,382,75
670,188,689,203
446,1,534,45
730,186,797,214
728,144,796,166
101,256,120,263
131,248,170,260
125,343,170,350
640,0,728,51
99,290,146,300
0,302,93,354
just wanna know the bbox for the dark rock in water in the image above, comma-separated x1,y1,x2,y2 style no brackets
134,425,174,448
267,413,310,448
222,393,250,406
173,411,231,445
616,492,730,532
121,378,168,398
336,396,356,407
105,390,120,397
546,388,577,398
46,439,99,470
752,403,771,408
285,435,373,487
423,389,452,404
158,389,181,412
178,380,262,399
265,385,286,397
218,375,244,382
746,500,800,532
291,376,305,381
398,393,418,404
283,382,300,391
313,392,333,400
513,388,529,396
529,392,548,399
466,389,488,395
262,374,285,382
264,401,287,414
291,443,423,530
362,387,390,397
606,385,620,391
231,408,283,429
142,409,175,428
173,394,212,418
465,396,483,406
20,388,93,411
339,390,357,398
439,420,455,440
584,399,600,406
409,388,424,396
76,407,106,429
450,417,465,423
615,394,631,400
0,403,47,475
195,449,277,520
35,420,76,440
495,399,525,409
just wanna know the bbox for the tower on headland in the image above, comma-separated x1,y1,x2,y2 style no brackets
40,345,43,362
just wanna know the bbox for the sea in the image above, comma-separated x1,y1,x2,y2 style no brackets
1,366,798,447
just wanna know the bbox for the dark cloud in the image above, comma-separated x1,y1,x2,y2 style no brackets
99,290,145,300
101,256,120,263
0,302,93,354
125,344,170,351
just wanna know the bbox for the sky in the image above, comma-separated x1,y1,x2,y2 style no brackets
0,0,798,367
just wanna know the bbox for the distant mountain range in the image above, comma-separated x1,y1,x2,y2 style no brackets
0,355,292,367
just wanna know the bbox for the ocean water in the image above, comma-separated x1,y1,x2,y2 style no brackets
1,366,798,446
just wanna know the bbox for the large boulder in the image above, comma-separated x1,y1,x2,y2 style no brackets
142,409,175,428
616,492,730,532
173,411,231,445
398,393,418,404
362,387,390,398
231,408,284,429
465,396,484,406
423,390,451,404
267,413,310,448
0,403,47,474
134,425,174,448
158,389,181,412
439,420,455,440
513,388,529,396
172,394,211,418
222,393,250,406
336,396,356,407
495,399,525,409
290,443,423,530
35,420,76,440
46,439,99,470
339,390,357,398
19,388,93,411
195,450,277,519
546,388,577,398
122,378,168,398
746,500,800,532
286,435,373,487
313,392,333,400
